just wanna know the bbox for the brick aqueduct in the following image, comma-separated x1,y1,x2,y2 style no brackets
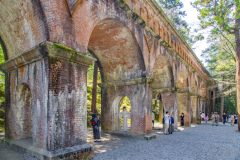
0,0,216,159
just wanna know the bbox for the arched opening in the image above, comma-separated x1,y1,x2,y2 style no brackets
86,18,145,140
152,53,174,129
15,84,33,139
177,69,190,126
191,77,198,123
200,82,207,113
0,39,7,132
119,96,131,132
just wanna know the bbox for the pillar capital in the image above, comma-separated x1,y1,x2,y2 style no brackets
0,41,96,72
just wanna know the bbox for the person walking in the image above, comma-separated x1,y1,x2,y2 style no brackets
201,112,205,123
215,113,220,126
180,113,184,126
234,114,238,124
231,114,235,126
199,111,202,124
204,113,209,124
152,112,155,128
169,114,174,134
222,113,227,125
211,113,215,126
90,114,101,142
164,111,170,135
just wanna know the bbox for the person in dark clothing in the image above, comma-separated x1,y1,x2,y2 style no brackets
169,114,174,134
180,113,184,126
234,114,238,124
91,114,101,142
222,113,227,125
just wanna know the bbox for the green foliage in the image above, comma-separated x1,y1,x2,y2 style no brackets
0,45,4,132
192,0,236,33
215,95,236,114
157,0,201,46
87,62,102,128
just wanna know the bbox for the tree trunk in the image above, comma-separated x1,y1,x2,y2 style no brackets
91,62,98,114
220,76,225,121
220,92,224,121
235,4,240,131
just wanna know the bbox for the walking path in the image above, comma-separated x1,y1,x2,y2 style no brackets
0,122,239,160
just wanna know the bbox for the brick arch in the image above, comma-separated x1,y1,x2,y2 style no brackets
152,52,174,89
0,0,47,59
200,81,207,97
141,7,148,24
177,68,189,92
88,18,146,83
0,37,8,60
133,0,141,15
154,20,160,35
191,75,198,95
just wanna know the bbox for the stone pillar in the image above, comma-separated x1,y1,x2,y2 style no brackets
1,42,96,159
178,92,191,126
190,95,198,123
99,78,153,134
159,100,163,124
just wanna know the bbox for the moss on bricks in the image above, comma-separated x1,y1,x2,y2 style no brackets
53,43,77,53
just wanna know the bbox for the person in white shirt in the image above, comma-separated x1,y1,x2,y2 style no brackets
119,106,131,132
164,111,170,135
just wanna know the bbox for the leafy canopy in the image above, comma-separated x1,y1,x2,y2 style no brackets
157,0,204,46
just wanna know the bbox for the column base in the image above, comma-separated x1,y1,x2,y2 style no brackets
1,138,93,160
104,130,156,140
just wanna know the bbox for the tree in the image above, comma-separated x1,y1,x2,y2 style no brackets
192,0,240,130
0,45,5,131
157,0,203,46
91,62,98,114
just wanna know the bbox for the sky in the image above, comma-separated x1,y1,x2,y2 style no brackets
181,0,209,66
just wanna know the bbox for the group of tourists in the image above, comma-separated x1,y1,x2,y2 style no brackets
210,112,220,126
163,111,174,135
199,111,238,126
91,106,239,141
227,113,238,126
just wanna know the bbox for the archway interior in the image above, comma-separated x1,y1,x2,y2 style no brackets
191,78,198,123
177,69,190,126
0,43,5,132
15,84,33,139
119,96,131,132
199,83,207,113
152,54,174,126
87,18,145,134
152,54,174,89
200,83,207,97
88,18,145,83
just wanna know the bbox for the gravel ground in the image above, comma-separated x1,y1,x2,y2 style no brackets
93,123,240,160
0,123,239,160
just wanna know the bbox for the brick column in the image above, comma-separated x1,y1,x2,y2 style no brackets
0,42,96,159
190,95,198,123
159,100,163,124
178,92,191,126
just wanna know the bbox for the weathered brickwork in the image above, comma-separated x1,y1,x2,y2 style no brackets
5,58,49,149
0,0,217,159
